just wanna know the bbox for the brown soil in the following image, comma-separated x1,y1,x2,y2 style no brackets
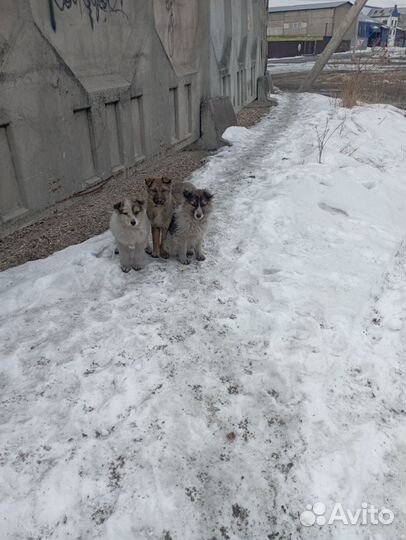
272,69,406,109
0,104,270,272
237,104,271,127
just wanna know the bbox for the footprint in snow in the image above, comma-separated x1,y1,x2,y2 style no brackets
318,202,349,217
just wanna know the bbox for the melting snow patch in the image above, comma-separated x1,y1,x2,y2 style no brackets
0,93,405,540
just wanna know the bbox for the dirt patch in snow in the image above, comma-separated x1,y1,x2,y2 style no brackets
237,104,271,127
273,69,406,109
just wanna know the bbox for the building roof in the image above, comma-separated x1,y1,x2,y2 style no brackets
368,6,406,16
358,11,376,21
268,1,352,13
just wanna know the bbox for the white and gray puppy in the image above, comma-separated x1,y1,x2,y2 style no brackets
167,182,214,265
110,197,149,272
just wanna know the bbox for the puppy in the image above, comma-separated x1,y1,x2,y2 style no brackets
110,198,149,272
145,177,173,259
168,182,214,265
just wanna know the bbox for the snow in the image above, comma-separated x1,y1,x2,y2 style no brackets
267,48,406,74
268,58,405,74
1,93,405,540
268,61,404,74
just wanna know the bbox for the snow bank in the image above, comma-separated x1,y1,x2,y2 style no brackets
0,93,405,540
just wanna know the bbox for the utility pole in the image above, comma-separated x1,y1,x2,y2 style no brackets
300,0,368,91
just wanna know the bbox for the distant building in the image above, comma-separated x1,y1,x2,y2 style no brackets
367,5,406,46
267,1,358,58
357,10,388,48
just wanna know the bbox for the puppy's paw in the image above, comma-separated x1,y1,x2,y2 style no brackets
145,245,152,255
132,264,143,271
179,257,191,265
121,265,132,273
196,254,206,262
151,251,160,258
160,249,169,259
187,250,195,258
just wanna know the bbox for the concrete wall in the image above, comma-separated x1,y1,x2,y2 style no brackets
210,0,267,110
0,0,266,228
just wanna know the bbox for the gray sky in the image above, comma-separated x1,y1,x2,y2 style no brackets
269,0,406,8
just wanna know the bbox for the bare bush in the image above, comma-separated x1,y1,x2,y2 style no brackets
341,60,369,108
315,117,345,164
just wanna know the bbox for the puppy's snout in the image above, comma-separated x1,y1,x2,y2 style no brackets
131,219,136,226
154,198,164,206
194,210,203,220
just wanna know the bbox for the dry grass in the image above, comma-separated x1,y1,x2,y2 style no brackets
338,56,402,108
273,67,406,109
340,69,368,108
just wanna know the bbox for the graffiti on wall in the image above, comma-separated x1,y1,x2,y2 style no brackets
48,0,128,31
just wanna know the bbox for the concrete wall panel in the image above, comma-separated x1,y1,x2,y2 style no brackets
105,102,122,171
153,0,201,76
210,0,266,110
0,124,26,222
73,108,96,186
210,1,227,63
30,0,134,80
130,95,145,161
0,0,266,228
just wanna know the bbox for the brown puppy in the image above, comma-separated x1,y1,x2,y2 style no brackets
145,177,173,258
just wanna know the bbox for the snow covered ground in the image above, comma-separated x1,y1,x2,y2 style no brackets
269,62,404,75
267,47,406,75
0,93,405,540
268,60,317,74
268,59,404,75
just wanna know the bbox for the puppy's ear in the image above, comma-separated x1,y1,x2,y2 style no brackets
145,178,155,188
114,201,123,212
203,190,214,200
183,190,193,200
162,177,172,185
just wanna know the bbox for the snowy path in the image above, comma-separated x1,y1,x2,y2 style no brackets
0,94,405,540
